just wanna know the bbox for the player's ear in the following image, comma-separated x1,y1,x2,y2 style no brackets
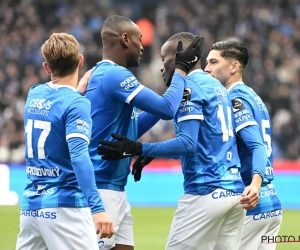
78,54,84,68
42,62,51,75
230,61,240,74
121,33,130,48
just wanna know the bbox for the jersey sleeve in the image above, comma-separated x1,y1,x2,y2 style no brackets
131,72,186,120
65,97,92,144
102,66,144,104
68,137,105,213
141,119,200,157
176,79,205,123
231,96,258,133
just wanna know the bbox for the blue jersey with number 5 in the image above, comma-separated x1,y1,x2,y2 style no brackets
174,70,244,195
228,83,274,186
228,82,281,215
22,82,92,210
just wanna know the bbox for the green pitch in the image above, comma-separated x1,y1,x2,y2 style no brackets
0,206,299,250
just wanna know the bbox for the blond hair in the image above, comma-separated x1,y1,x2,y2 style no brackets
41,33,80,77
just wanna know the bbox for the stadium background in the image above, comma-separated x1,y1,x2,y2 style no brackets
0,0,299,249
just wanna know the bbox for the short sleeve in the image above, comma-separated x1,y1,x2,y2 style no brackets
177,81,205,123
103,66,144,104
65,97,92,144
231,97,258,132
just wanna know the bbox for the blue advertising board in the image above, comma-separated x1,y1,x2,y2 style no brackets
1,164,299,209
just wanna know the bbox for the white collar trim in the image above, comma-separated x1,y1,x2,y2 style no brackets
227,82,244,93
47,81,77,92
97,59,117,65
187,69,203,77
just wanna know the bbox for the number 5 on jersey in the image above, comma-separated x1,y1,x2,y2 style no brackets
262,119,272,157
25,119,51,159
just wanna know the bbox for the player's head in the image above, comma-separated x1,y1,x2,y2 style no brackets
161,32,196,86
41,33,83,77
101,15,143,68
205,41,248,85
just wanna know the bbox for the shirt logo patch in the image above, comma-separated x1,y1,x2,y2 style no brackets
231,98,245,112
182,88,192,101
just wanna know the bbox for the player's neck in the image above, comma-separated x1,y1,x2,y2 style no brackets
102,53,127,68
188,64,201,74
51,73,78,89
225,75,243,90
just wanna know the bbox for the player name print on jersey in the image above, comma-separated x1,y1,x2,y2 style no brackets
26,166,60,177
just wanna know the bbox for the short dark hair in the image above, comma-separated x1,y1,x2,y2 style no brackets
167,32,195,49
209,41,249,71
101,15,133,33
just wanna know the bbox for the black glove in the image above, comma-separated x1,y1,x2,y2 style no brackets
132,156,155,182
97,133,142,160
175,36,204,73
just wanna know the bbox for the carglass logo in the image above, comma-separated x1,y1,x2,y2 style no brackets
98,240,112,249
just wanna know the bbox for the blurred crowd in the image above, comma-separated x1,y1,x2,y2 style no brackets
0,0,299,162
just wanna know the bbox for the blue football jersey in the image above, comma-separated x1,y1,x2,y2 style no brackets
174,70,244,195
228,82,281,214
22,82,92,210
86,60,143,191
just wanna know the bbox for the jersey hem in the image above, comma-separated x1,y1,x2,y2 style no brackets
21,203,89,210
96,183,125,191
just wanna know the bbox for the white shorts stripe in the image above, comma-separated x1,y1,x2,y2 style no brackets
66,133,90,144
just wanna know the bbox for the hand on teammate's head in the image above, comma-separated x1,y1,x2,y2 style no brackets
175,36,204,73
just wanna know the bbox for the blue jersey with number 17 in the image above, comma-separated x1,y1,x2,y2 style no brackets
22,82,92,210
86,60,144,191
174,70,244,195
228,82,281,215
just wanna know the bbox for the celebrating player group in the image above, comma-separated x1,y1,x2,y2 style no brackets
17,14,282,250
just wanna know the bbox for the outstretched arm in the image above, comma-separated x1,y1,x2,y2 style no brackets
141,119,200,157
98,119,200,160
131,71,185,120
102,36,204,120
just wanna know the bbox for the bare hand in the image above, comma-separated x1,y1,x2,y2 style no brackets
77,70,92,95
240,185,260,210
92,212,114,239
